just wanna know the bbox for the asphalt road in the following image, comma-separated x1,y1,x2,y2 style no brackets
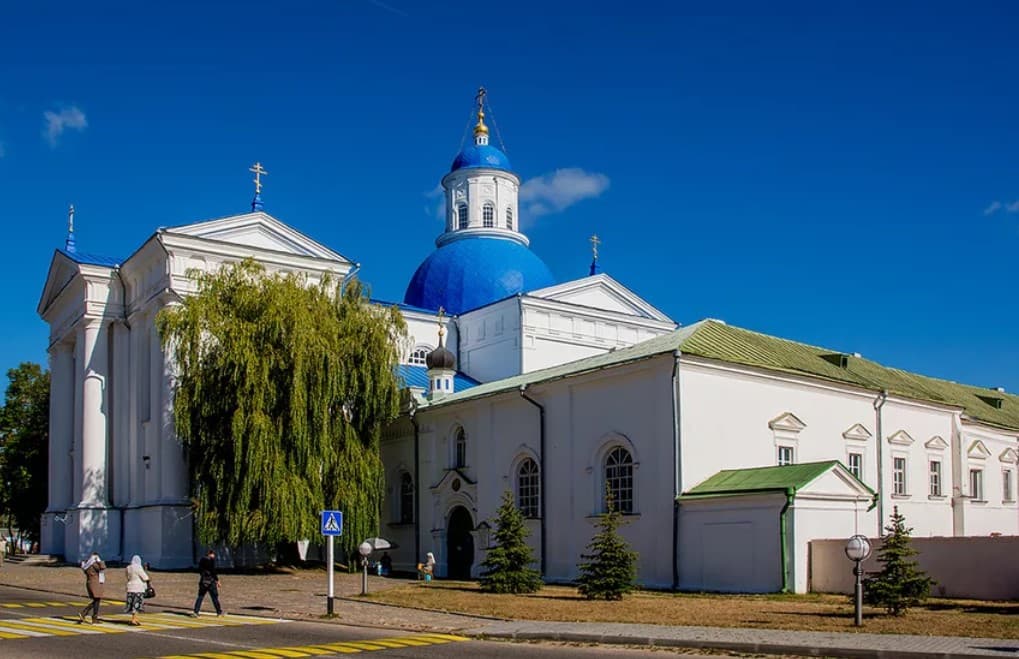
0,584,726,658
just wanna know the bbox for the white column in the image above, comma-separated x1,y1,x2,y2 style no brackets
111,321,131,506
79,318,109,507
159,310,187,501
48,342,74,511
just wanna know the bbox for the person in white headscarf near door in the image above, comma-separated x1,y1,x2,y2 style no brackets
124,555,149,626
77,551,106,624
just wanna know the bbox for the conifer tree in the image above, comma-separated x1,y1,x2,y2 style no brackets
863,506,934,615
479,490,543,593
576,490,637,600
158,260,407,556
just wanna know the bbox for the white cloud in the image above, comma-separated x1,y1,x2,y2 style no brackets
1007,201,1019,213
520,168,610,218
984,200,1019,216
43,105,87,147
984,201,1002,216
424,183,445,221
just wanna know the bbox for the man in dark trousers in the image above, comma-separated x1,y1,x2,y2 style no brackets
190,549,223,617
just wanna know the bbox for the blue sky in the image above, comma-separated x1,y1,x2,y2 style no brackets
2,1,1018,393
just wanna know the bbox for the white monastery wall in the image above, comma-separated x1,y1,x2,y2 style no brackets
955,422,1018,536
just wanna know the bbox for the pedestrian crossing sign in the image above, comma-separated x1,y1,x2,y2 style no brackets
321,510,343,536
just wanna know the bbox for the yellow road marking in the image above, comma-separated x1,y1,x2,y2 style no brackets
191,653,241,659
223,651,290,659
147,632,462,657
0,631,28,639
254,651,312,658
0,620,79,636
312,644,361,654
286,646,345,655
23,603,47,608
0,604,24,608
33,617,126,633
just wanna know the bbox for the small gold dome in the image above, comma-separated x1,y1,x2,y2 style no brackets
473,109,489,137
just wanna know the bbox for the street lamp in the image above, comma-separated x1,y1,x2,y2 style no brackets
359,541,373,596
844,534,872,627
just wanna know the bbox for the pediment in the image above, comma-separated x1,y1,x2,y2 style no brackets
924,435,949,451
1000,448,1018,464
166,211,351,263
37,251,82,317
842,423,872,442
429,468,477,491
800,464,875,499
527,274,673,322
887,430,915,446
968,440,991,460
769,412,806,433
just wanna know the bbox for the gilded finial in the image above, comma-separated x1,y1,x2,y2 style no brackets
437,306,447,342
473,87,489,139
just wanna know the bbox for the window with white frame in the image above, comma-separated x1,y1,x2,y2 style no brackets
506,207,514,229
454,426,467,469
847,452,863,480
408,346,430,365
516,458,539,518
399,472,414,524
893,457,907,495
604,446,634,514
970,468,984,500
777,445,795,466
457,203,468,229
1004,469,1014,502
929,460,942,497
483,203,494,227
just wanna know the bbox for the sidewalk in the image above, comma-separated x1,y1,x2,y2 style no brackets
2,562,1016,657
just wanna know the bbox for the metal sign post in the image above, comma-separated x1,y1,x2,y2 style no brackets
321,510,343,615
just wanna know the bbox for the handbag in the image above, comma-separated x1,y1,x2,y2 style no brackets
143,582,156,599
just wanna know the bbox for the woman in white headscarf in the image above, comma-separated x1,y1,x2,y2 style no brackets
124,555,149,626
77,551,106,624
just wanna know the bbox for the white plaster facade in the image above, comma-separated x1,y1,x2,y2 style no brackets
38,212,353,566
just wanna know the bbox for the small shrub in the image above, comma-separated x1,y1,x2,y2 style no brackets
479,490,543,594
575,492,637,600
863,506,934,615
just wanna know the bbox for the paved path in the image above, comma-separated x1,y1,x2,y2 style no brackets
2,562,1016,657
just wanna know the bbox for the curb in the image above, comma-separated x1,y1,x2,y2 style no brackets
472,630,1012,659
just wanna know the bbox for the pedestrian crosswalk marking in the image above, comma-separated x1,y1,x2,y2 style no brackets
157,634,469,658
0,612,286,641
0,600,113,609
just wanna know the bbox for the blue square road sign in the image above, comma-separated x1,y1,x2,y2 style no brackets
321,510,343,536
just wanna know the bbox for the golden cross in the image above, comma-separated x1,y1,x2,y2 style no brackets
475,87,486,113
437,306,446,338
68,204,75,233
589,234,601,260
249,162,268,195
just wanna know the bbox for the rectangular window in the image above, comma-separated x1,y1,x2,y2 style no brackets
848,453,863,480
929,460,942,497
970,469,984,500
777,446,795,466
893,457,907,495
1004,470,1014,502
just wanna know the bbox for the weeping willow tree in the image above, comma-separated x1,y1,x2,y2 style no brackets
157,259,407,558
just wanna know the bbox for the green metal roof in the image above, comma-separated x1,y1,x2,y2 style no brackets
680,461,843,499
419,318,1019,431
678,321,1019,432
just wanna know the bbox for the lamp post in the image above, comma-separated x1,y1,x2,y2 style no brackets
359,541,373,596
844,534,872,627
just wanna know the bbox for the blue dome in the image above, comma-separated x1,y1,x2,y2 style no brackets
404,237,555,315
450,144,512,172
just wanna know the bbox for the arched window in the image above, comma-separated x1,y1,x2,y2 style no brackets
506,207,514,230
399,472,414,524
408,346,430,365
516,458,540,518
457,203,468,229
454,426,467,468
604,446,633,513
483,203,495,227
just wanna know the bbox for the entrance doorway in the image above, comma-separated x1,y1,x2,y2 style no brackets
446,506,474,580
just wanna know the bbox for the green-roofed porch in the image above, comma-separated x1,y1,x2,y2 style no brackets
679,460,875,500
678,461,875,594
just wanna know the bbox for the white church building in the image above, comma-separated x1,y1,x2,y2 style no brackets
38,92,1019,593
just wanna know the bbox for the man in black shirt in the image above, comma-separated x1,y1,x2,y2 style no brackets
190,549,223,617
